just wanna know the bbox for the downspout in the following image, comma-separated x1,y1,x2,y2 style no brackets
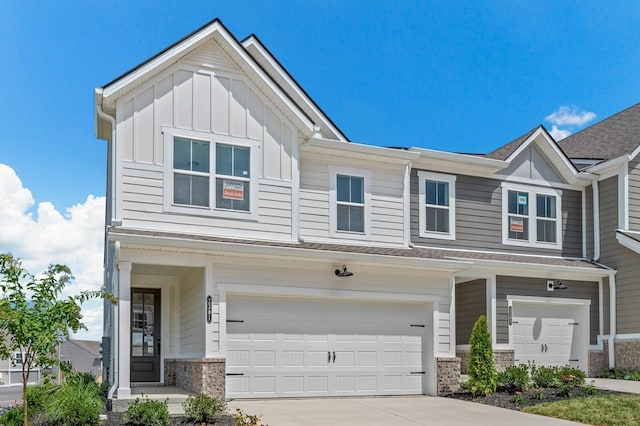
107,241,120,401
403,161,412,247
609,273,617,370
592,180,600,261
96,103,117,225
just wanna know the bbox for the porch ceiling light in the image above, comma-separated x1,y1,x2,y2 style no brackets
335,265,354,277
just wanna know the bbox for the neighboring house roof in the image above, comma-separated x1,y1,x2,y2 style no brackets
108,227,606,273
485,127,539,160
66,340,100,357
558,102,640,161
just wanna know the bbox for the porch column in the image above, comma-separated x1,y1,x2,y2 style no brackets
118,262,132,398
486,276,497,346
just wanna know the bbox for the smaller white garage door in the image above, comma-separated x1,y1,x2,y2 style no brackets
226,296,432,398
511,301,588,371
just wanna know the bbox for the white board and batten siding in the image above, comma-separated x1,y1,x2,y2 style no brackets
299,155,406,246
115,39,296,241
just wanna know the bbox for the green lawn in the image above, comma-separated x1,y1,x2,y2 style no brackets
523,394,640,426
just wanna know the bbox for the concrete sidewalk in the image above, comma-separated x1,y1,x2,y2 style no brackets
230,396,581,426
588,377,640,394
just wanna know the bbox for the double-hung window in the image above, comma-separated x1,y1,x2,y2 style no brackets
329,166,371,238
502,183,561,248
418,171,456,240
164,128,257,219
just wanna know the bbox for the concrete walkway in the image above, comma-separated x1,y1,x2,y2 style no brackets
588,377,640,394
230,396,581,426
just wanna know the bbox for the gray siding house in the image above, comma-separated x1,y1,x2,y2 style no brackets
98,18,635,404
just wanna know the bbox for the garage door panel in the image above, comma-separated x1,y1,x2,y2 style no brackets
226,296,430,398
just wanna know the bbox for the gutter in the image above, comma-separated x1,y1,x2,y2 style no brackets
593,180,600,261
107,241,120,402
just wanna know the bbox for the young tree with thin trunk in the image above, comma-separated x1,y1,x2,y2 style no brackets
0,253,115,426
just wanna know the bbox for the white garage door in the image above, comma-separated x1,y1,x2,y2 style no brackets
511,301,588,371
226,296,431,398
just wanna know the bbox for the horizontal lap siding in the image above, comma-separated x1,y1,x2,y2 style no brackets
496,276,600,345
597,176,640,334
178,271,205,357
455,280,486,345
299,156,405,245
410,171,582,257
121,163,293,240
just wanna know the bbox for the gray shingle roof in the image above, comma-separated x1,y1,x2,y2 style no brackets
109,227,603,270
558,103,640,161
484,127,539,160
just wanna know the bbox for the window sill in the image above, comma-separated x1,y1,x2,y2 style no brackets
164,203,259,221
419,230,456,240
502,238,562,250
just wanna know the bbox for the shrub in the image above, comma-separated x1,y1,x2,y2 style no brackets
558,366,585,387
466,315,497,396
497,364,531,393
530,364,561,388
0,406,24,426
182,393,227,423
123,396,171,426
27,381,57,412
583,384,600,395
510,393,526,405
45,376,104,426
531,389,546,400
233,408,267,426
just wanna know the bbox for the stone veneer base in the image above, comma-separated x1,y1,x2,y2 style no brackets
457,349,514,374
164,358,225,400
436,357,460,395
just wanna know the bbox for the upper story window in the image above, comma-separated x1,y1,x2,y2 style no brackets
164,128,258,219
14,352,22,365
502,183,561,249
418,171,456,240
329,166,371,239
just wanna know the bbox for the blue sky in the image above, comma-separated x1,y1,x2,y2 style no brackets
1,1,639,339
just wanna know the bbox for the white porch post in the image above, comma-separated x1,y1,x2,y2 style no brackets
118,261,132,398
486,276,497,346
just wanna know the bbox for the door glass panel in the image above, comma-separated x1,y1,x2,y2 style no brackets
132,291,156,357
143,293,155,356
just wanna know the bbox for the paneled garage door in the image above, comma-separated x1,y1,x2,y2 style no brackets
226,296,431,398
511,301,588,371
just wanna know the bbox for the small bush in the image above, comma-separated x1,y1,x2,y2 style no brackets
531,389,546,400
27,381,57,412
45,376,104,426
583,384,600,395
530,364,561,388
123,396,171,426
497,364,531,393
466,315,497,396
557,383,573,397
0,406,24,426
182,393,227,423
510,393,526,405
558,366,585,387
233,408,267,426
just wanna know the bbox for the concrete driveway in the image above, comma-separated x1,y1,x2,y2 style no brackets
230,396,581,426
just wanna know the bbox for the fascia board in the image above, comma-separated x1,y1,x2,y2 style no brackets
616,231,640,255
410,147,507,174
108,231,471,272
302,138,420,163
242,36,348,142
448,257,612,279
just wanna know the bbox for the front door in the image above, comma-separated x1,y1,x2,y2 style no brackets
131,288,161,382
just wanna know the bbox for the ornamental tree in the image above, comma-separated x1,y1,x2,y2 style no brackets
0,253,115,426
467,314,497,396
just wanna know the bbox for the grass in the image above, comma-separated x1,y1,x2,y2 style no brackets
523,394,640,426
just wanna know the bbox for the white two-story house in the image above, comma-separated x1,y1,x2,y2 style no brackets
96,19,615,403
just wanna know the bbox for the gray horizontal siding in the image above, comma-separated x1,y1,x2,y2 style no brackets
455,279,486,345
496,276,600,345
598,175,640,334
496,300,509,344
410,170,583,257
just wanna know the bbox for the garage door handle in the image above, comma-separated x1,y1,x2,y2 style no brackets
544,344,548,353
328,351,331,363
332,351,336,363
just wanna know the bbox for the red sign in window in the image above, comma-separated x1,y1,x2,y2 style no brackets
223,180,244,201
510,217,524,233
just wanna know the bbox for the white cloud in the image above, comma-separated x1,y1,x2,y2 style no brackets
548,125,572,141
545,105,596,127
0,163,106,340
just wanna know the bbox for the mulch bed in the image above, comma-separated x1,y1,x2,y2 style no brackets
445,386,627,411
104,411,235,425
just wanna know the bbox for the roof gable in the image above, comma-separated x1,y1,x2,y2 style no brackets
96,19,315,139
488,126,583,185
559,102,640,161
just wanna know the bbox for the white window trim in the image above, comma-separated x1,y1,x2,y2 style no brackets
14,352,22,365
501,182,562,249
162,127,259,220
418,171,456,240
329,166,372,240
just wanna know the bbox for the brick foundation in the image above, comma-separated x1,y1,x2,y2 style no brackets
457,349,514,373
164,358,225,399
436,357,460,395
